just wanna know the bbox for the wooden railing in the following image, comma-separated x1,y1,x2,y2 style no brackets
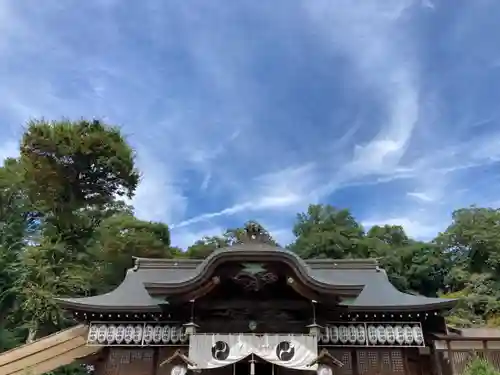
432,334,500,375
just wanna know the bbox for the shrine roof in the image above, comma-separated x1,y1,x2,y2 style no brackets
55,242,457,313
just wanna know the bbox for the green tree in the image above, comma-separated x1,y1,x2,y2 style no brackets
93,214,173,289
377,241,450,297
0,158,36,349
437,207,500,277
12,240,91,342
7,119,142,343
289,204,364,259
436,207,500,327
289,208,453,298
20,118,139,254
365,224,409,248
355,224,408,259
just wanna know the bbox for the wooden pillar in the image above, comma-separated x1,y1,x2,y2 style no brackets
482,340,488,361
403,349,410,375
153,347,160,375
403,348,423,375
446,340,455,375
431,345,444,375
351,349,359,375
92,347,109,375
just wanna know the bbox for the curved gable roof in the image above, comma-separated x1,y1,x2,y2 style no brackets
56,243,457,312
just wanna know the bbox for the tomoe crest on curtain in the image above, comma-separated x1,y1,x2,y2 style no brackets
212,341,230,360
276,341,295,361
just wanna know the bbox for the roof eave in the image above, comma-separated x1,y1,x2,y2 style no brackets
55,298,163,313
143,281,364,296
339,298,458,312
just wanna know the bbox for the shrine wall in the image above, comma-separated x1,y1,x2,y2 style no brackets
87,320,431,375
95,348,156,375
93,347,425,375
331,348,406,375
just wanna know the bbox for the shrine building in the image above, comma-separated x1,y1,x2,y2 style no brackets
0,225,465,375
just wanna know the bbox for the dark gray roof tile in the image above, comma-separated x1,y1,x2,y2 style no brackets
56,246,457,312
56,269,164,312
337,268,456,311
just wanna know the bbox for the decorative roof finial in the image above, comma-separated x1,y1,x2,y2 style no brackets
246,221,262,239
241,221,270,244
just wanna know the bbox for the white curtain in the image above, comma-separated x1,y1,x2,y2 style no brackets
188,334,318,371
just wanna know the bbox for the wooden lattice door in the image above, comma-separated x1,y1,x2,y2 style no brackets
356,349,406,375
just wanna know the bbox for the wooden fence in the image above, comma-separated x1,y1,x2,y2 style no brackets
433,335,500,375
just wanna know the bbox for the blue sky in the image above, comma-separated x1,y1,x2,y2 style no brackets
1,0,500,249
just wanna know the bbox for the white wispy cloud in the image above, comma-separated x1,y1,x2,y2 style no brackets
174,1,424,227
304,0,419,177
1,0,500,248
421,0,435,10
169,1,432,233
361,131,500,240
173,163,317,228
407,191,435,203
0,1,246,226
4,0,423,234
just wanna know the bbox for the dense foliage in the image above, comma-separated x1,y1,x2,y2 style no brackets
0,119,499,374
464,357,500,375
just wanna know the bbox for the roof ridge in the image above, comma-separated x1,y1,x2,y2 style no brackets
133,257,202,270
306,258,379,269
133,256,379,267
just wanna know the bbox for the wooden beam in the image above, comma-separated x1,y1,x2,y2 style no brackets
197,299,311,311
307,348,344,367
176,277,220,302
159,349,197,368
286,277,322,302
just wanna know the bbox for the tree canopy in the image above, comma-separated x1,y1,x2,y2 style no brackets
0,119,499,374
